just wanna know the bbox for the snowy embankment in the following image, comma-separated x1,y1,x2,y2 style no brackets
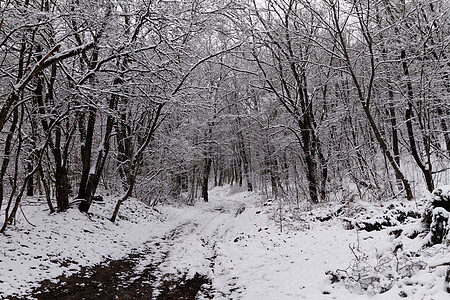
1,186,449,299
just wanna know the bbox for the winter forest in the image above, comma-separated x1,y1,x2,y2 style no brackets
1,0,450,299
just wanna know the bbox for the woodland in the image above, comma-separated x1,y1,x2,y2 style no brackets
0,0,449,230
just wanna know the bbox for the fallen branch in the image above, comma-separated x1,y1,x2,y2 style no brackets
429,262,450,270
19,205,36,228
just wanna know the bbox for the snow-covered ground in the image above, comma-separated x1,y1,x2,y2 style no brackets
0,186,449,299
0,196,179,297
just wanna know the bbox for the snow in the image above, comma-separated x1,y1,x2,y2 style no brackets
1,186,449,299
0,198,177,297
433,185,450,200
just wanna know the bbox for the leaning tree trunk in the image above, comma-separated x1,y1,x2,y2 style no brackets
110,177,135,223
401,49,434,192
110,103,164,221
0,106,19,210
328,1,413,200
363,104,413,200
37,165,55,213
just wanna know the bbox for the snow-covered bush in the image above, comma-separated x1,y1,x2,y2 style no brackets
422,186,450,247
328,239,427,295
341,202,421,232
328,187,450,297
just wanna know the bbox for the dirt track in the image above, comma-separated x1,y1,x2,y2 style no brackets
6,189,244,300
11,224,213,300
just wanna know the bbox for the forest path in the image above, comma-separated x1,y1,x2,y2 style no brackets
144,187,368,299
10,187,374,299
12,187,247,300
189,188,384,299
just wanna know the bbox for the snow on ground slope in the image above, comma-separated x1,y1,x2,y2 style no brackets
1,186,449,299
200,188,381,299
0,197,186,298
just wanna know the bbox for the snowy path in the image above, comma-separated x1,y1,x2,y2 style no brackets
178,188,360,299
144,187,377,299
2,186,398,299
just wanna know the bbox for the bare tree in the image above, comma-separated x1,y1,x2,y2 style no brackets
249,0,328,203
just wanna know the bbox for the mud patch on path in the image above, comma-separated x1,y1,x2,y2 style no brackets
156,272,211,300
6,221,216,299
20,252,155,299
9,252,211,300
9,229,212,300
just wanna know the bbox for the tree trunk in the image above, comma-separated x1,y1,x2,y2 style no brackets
293,159,300,208
77,107,96,199
26,162,33,196
201,157,212,202
38,166,55,213
266,148,282,199
304,152,319,204
3,106,25,230
79,97,116,212
110,177,136,223
437,107,450,156
237,132,253,192
237,158,243,187
0,106,19,210
388,87,403,190
111,103,164,220
329,1,413,200
114,100,132,191
54,163,70,211
401,49,434,192
189,166,197,204
363,105,413,200
300,126,320,204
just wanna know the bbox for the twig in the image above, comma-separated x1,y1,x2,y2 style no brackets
19,205,36,227
429,262,450,270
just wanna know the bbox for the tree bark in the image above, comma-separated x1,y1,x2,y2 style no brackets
387,87,403,190
437,107,450,156
26,162,33,197
237,131,253,192
79,95,117,212
0,107,19,211
201,157,212,202
401,49,434,192
54,162,70,211
77,107,96,199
